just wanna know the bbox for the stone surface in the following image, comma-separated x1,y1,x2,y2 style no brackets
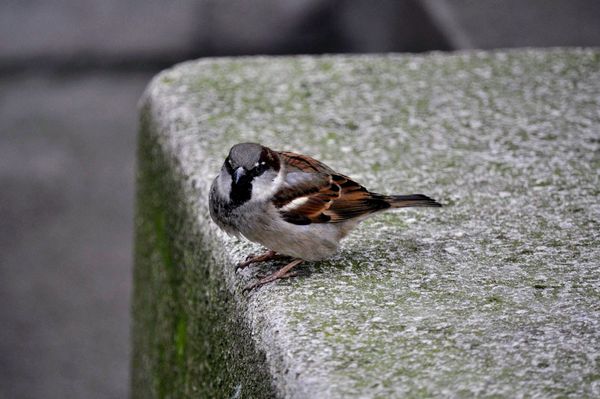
133,50,600,398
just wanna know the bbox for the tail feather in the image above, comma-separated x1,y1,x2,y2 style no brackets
385,194,442,208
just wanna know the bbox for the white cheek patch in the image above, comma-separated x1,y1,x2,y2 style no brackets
281,196,309,212
250,164,285,203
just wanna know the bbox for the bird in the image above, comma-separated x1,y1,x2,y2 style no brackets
209,142,441,291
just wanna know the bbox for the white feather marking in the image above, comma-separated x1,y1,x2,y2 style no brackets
250,162,285,202
281,196,309,212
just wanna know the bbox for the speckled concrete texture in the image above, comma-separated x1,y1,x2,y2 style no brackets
133,50,600,398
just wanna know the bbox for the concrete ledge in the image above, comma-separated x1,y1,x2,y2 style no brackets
132,50,600,398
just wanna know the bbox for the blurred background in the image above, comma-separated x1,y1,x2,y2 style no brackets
1,1,599,398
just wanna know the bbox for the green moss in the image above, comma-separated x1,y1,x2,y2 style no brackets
133,50,600,398
160,76,175,85
175,316,187,365
131,105,276,398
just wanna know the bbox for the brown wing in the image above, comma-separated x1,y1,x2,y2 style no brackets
279,151,336,174
325,174,391,221
274,152,391,225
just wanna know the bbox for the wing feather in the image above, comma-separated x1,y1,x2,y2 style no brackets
274,151,390,225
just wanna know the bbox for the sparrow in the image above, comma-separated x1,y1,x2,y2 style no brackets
209,142,441,291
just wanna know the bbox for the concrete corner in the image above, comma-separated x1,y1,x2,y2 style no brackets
132,50,600,398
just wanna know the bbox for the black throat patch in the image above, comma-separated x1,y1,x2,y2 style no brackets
229,177,253,207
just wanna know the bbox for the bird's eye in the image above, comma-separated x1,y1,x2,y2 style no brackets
225,157,234,171
253,160,268,175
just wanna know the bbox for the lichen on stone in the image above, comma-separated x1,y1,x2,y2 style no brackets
133,49,600,398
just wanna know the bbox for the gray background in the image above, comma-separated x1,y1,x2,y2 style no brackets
1,1,599,398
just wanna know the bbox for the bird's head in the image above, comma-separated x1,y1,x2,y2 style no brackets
220,142,281,206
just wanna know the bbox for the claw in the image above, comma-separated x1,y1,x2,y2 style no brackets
235,250,289,271
235,261,251,271
243,259,303,292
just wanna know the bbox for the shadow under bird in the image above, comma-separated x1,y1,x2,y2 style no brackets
209,143,441,291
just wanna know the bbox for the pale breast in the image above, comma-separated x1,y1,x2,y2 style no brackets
237,204,346,261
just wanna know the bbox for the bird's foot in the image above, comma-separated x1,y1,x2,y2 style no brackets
235,250,284,271
243,259,303,292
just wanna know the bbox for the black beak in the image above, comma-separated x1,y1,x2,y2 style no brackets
233,167,246,184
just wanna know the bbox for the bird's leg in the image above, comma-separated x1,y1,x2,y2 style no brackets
236,249,284,271
243,259,304,292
